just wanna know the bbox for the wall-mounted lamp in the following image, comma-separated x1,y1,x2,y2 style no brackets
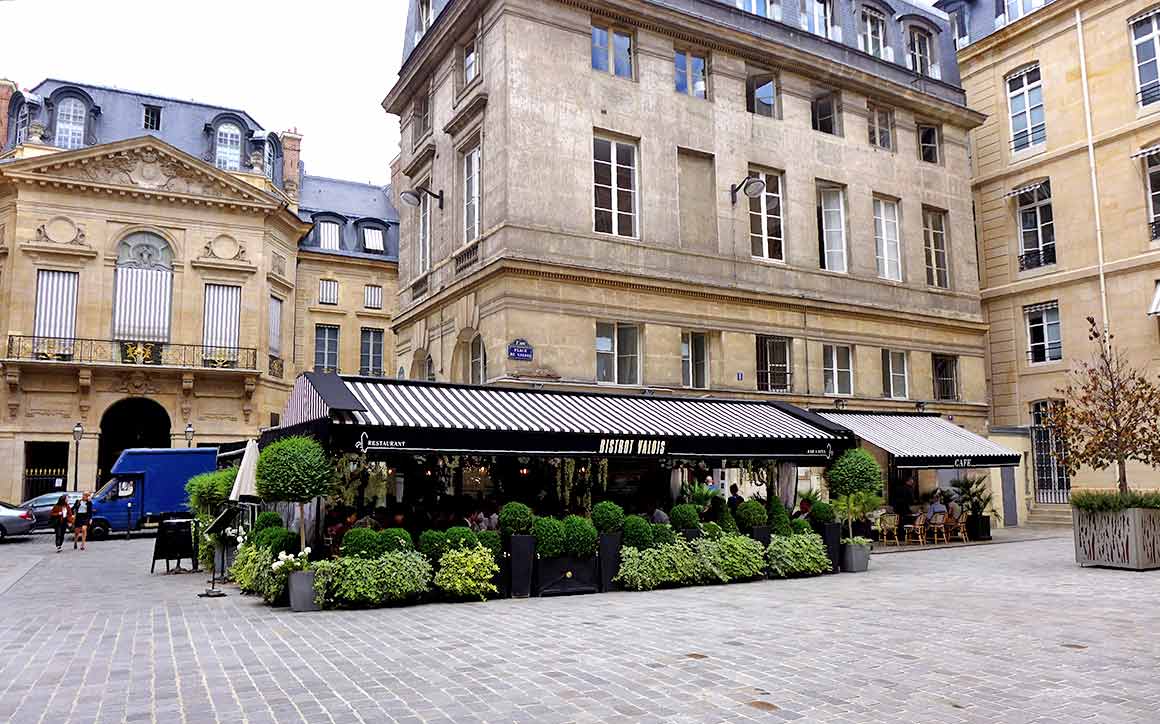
730,175,766,205
915,401,927,413
833,398,848,410
399,187,444,210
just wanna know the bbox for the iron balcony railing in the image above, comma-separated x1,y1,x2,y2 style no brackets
756,370,792,394
6,335,258,371
1139,84,1160,107
933,377,959,402
1027,342,1063,364
1151,219,1160,242
454,243,479,275
1018,246,1056,271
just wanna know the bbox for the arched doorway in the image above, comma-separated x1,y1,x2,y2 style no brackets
97,398,171,483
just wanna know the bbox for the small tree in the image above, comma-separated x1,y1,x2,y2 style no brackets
1048,318,1160,494
825,449,882,499
256,436,333,552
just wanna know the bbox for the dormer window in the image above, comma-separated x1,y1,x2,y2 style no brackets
801,0,837,41
417,0,432,38
14,104,29,145
143,105,162,131
860,7,888,59
215,122,242,171
362,226,385,252
318,220,341,250
54,97,86,150
263,139,275,180
907,27,937,79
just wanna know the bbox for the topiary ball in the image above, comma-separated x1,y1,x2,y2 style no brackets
255,436,332,503
477,530,502,559
769,500,793,537
670,503,701,531
735,500,768,530
622,515,654,549
252,511,283,533
651,523,677,546
825,448,883,498
342,527,382,558
378,527,412,552
591,500,625,534
532,516,566,558
445,526,479,550
562,514,598,558
790,517,812,535
810,500,836,525
498,502,534,536
418,529,448,560
253,526,299,555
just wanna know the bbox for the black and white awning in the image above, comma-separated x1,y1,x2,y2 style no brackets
268,373,853,461
818,411,1021,469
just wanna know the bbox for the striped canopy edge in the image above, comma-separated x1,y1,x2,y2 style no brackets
281,372,366,427
817,411,1021,469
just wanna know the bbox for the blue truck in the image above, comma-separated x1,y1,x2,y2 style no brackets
88,448,218,539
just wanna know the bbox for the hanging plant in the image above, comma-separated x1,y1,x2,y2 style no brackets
596,458,609,491
561,458,577,507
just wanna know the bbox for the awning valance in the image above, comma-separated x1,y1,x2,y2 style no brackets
1149,281,1160,316
818,411,1021,469
1002,181,1045,199
268,374,853,462
1130,144,1160,160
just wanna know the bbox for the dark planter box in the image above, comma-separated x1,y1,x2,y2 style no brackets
535,555,598,597
840,544,871,573
680,528,703,541
819,522,841,574
966,515,992,542
598,532,622,592
288,570,319,612
852,519,873,540
508,534,535,599
750,525,771,547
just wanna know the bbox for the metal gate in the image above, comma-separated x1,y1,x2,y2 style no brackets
23,467,68,500
1031,424,1070,504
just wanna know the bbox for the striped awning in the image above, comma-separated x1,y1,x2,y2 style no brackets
818,411,1021,469
1149,281,1160,316
1130,145,1160,160
268,374,852,461
1002,181,1045,200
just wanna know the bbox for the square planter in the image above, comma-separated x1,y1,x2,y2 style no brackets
535,555,598,596
288,570,320,612
1073,507,1160,570
680,528,703,541
598,532,622,592
749,525,771,548
966,514,992,542
818,522,842,574
840,543,871,573
508,534,536,599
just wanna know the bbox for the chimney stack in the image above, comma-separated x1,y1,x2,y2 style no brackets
0,79,17,150
280,129,303,201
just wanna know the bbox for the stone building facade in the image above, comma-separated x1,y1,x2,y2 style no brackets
942,0,1160,506
0,79,397,503
384,0,989,453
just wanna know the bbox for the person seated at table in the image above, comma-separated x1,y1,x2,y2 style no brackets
927,491,948,521
647,499,669,524
791,498,812,520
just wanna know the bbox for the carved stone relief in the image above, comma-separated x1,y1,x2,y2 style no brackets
34,216,87,245
117,371,160,396
202,234,247,262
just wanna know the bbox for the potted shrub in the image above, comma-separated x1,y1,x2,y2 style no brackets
670,503,702,540
950,476,996,542
534,515,599,596
825,448,882,537
435,544,500,601
621,515,654,550
1072,491,1160,570
808,500,841,574
766,533,830,579
651,523,677,545
256,436,331,612
735,500,769,547
499,502,535,597
834,492,881,572
277,549,317,612
592,501,625,592
839,536,872,573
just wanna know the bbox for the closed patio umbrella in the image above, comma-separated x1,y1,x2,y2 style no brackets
229,439,260,501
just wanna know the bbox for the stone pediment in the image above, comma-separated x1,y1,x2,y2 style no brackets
1,138,277,207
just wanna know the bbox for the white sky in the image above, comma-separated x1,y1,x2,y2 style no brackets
0,0,408,186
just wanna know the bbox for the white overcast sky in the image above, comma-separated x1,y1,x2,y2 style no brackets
0,0,407,186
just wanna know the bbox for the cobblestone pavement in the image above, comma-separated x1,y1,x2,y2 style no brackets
0,531,1156,724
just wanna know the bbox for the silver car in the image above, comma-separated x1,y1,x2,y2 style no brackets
0,501,36,540
20,491,82,531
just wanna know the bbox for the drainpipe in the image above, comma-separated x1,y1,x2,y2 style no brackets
1076,8,1111,330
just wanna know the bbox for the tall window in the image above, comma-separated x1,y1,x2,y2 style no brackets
923,208,950,288
591,25,633,79
314,325,339,373
425,354,436,382
749,169,784,262
268,296,283,359
746,72,777,117
34,270,79,356
1025,302,1062,364
932,354,959,401
1031,400,1070,503
918,124,940,163
681,331,708,389
318,220,340,250
360,328,385,376
113,232,174,344
1006,0,1033,24
674,51,707,98
1148,154,1160,239
1134,13,1160,106
14,104,29,145
817,186,847,272
417,0,432,35
412,97,430,149
860,8,887,59
874,197,901,281
757,335,791,393
593,136,637,237
735,0,780,19
318,279,339,305
463,38,478,84
881,349,908,399
867,104,892,150
907,28,933,77
822,344,853,396
464,145,481,243
470,334,486,385
364,284,384,310
804,0,833,38
418,181,431,273
949,5,970,48
263,139,275,180
203,284,242,363
596,321,639,385
1008,66,1045,152
1018,181,1055,270
811,93,838,135
54,98,86,150
143,105,162,131
215,122,242,171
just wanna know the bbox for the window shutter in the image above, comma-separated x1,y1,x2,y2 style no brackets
930,62,942,80
771,2,782,22
829,25,842,42
319,221,340,250
269,296,283,357
319,279,339,305
34,270,79,347
203,284,241,360
857,33,865,51
364,284,383,310
113,267,172,342
884,46,895,62
363,227,384,251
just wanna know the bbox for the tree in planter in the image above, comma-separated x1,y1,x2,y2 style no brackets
591,501,625,534
1047,317,1160,494
734,500,767,531
824,449,883,499
833,491,884,539
768,499,793,537
670,504,701,532
256,436,332,553
498,501,534,536
622,515,654,549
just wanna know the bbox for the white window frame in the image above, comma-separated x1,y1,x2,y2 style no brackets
591,25,634,79
811,92,839,135
268,296,283,358
360,327,385,377
918,124,940,164
803,0,834,39
950,5,970,49
364,284,384,310
823,343,853,396
873,197,902,281
860,7,887,59
412,97,430,149
746,72,777,118
464,145,481,243
1134,13,1160,107
318,220,341,251
881,349,909,399
470,334,487,384
54,97,86,150
463,38,479,84
314,325,339,373
263,139,275,180
681,331,709,389
818,186,848,273
907,27,934,77
596,321,640,385
143,105,162,131
214,122,242,171
1026,303,1062,365
362,226,385,252
15,104,29,145
674,50,708,99
418,180,432,274
868,104,893,150
734,0,782,20
1005,0,1034,25
417,0,432,35
1008,65,1046,153
749,169,784,263
1018,181,1055,266
593,136,638,238
1147,154,1160,230
923,208,950,289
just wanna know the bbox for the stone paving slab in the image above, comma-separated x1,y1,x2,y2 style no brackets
0,532,1157,723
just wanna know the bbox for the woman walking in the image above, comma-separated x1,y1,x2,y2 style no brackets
49,495,72,553
72,491,93,551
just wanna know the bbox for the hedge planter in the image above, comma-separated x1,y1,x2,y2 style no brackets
966,515,992,542
840,543,871,573
1073,507,1160,571
535,556,598,596
508,534,535,598
819,522,842,574
749,525,771,548
288,570,320,612
598,532,622,592
680,528,703,541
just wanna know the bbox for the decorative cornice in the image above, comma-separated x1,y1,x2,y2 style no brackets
444,91,489,137
401,140,437,179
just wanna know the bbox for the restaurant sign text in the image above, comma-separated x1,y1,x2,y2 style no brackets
598,438,667,455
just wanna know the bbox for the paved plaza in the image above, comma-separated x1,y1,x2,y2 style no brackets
0,532,1156,724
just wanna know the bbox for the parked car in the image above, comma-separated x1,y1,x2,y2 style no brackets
19,491,83,531
0,501,36,540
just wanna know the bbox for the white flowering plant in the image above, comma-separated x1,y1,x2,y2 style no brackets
261,548,312,604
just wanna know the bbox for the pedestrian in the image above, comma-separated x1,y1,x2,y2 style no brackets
72,491,94,551
49,494,73,553
727,484,744,512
